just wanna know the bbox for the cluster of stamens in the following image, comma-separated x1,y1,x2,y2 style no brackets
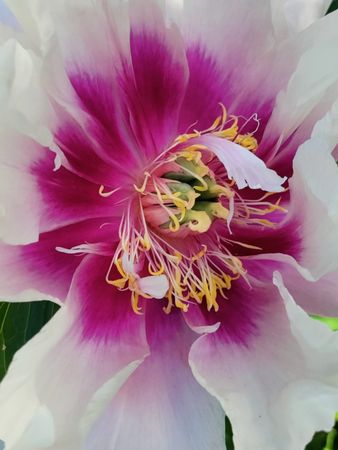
102,106,286,314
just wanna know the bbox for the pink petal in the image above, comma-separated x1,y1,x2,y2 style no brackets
176,0,281,134
82,305,225,450
189,276,338,450
249,253,338,317
0,256,149,448
45,0,188,187
0,132,119,244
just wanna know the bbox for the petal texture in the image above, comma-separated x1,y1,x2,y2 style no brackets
0,255,149,449
82,305,225,450
189,276,338,450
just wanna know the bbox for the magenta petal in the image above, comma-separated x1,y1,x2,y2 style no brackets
128,0,188,157
0,219,116,302
67,255,145,344
32,149,122,233
49,0,188,188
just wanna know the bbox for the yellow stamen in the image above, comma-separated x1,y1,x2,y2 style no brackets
148,263,165,276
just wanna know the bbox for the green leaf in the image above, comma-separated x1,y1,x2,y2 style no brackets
0,301,59,381
225,416,235,450
328,0,338,13
306,431,330,450
312,316,338,331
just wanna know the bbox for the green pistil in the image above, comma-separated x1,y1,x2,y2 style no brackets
192,201,229,221
160,156,230,233
168,182,197,202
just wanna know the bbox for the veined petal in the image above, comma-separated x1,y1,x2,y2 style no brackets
0,219,115,303
82,305,225,450
198,135,286,191
0,255,149,449
189,276,338,450
0,129,120,244
37,0,188,187
175,0,279,134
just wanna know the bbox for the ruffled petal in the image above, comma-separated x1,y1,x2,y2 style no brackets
240,254,338,318
0,255,148,449
280,265,338,318
198,135,286,191
82,305,225,450
0,38,52,143
288,103,338,278
271,0,331,37
260,11,338,168
189,276,338,450
0,309,70,450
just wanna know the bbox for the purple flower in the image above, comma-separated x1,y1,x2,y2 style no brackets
0,1,338,449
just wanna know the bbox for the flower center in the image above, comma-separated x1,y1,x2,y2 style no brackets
139,145,232,237
102,105,286,315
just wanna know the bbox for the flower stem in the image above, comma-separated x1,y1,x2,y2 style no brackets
323,427,337,450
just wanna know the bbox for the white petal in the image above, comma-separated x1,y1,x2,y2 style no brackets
199,135,286,192
0,270,149,449
0,0,17,28
82,309,225,450
4,0,55,53
79,358,147,439
289,101,338,277
189,277,338,450
0,308,71,449
13,406,55,450
138,274,169,299
272,0,331,37
0,133,43,245
0,38,53,143
264,12,338,162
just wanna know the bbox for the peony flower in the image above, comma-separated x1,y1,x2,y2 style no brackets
0,0,338,449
